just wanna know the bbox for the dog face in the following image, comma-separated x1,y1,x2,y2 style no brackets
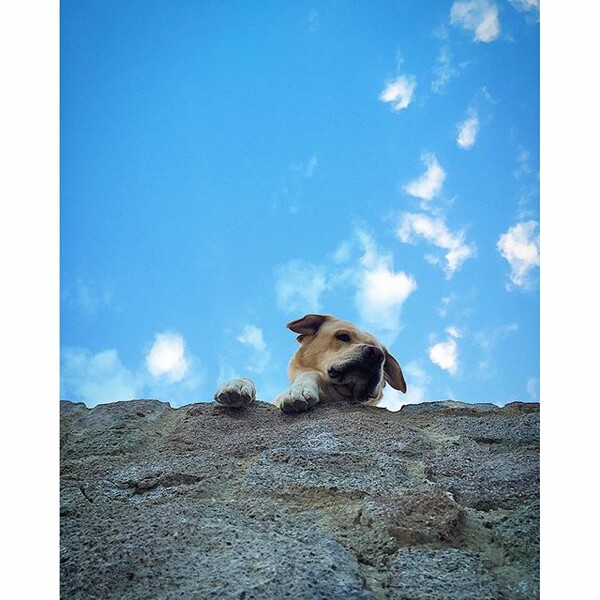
286,314,407,404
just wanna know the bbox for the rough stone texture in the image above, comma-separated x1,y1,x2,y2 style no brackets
60,398,539,599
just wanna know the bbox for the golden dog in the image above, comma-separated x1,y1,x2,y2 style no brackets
215,314,406,413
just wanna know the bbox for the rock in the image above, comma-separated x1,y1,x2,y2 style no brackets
60,398,540,599
363,490,462,544
61,498,373,599
387,548,500,599
399,400,520,415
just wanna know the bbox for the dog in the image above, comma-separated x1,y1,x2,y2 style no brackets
215,314,407,413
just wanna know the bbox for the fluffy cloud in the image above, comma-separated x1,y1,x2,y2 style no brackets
456,111,480,149
450,0,500,43
275,259,329,313
438,295,453,318
274,231,417,341
431,47,465,93
428,327,461,375
379,75,417,111
356,266,417,333
497,220,540,289
445,325,462,339
146,331,189,382
355,231,417,338
61,347,140,407
237,325,266,352
237,324,271,374
62,333,204,408
397,213,476,278
403,153,446,202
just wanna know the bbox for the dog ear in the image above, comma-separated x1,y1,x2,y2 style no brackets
383,349,407,393
287,314,331,338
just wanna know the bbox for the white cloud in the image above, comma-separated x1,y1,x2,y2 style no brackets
357,266,417,333
236,324,271,374
331,241,352,263
450,0,500,43
438,295,452,318
379,75,417,111
61,347,140,407
146,331,189,382
355,231,417,338
275,259,329,313
403,153,446,202
431,47,465,93
397,213,476,278
456,111,480,149
497,220,540,289
445,325,462,339
62,336,204,408
427,326,465,377
237,325,266,352
274,231,417,341
429,336,459,375
147,359,204,406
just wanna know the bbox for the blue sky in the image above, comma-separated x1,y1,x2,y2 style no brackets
60,0,540,410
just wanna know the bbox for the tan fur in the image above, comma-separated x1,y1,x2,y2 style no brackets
276,314,406,412
215,313,407,413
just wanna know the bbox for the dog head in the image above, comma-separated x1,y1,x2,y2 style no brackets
286,314,406,404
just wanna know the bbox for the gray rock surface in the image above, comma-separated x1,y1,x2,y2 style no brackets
60,398,539,599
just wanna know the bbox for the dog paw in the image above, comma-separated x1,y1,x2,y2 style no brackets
276,385,320,413
214,378,256,408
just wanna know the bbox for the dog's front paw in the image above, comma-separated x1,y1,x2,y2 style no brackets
214,378,256,408
275,385,320,413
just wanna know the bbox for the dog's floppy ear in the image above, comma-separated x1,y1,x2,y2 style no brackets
383,349,407,393
287,314,331,342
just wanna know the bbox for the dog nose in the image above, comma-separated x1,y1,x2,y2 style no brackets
361,345,384,363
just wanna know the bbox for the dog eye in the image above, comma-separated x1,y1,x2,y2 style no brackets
336,333,351,342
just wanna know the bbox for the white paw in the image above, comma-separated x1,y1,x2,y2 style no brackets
275,385,320,413
214,378,256,408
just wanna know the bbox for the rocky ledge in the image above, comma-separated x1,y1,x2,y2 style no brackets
60,399,539,600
